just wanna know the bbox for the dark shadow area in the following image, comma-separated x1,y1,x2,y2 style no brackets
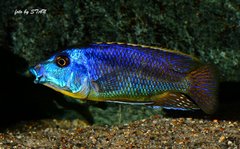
0,49,95,129
164,82,240,121
215,82,240,120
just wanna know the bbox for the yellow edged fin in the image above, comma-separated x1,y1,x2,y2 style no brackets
151,92,199,109
95,42,199,61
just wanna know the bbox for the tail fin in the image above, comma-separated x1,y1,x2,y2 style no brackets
188,65,218,114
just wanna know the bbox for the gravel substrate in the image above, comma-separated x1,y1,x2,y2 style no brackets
0,116,239,148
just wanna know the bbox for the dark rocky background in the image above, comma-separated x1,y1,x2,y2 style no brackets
0,0,240,148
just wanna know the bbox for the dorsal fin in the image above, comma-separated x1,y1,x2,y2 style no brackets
94,42,198,60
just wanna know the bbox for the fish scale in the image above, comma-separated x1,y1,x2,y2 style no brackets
92,69,188,100
86,48,182,80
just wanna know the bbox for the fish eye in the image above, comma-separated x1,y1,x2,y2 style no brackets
55,54,70,67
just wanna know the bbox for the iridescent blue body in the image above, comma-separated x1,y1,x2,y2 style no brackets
30,43,218,114
86,44,192,99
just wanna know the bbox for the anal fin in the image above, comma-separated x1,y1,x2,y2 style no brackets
151,92,199,110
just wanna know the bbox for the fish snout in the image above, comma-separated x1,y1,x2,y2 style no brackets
29,64,44,84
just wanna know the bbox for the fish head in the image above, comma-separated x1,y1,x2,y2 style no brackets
29,49,90,99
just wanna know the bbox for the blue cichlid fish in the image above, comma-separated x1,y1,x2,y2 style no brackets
30,42,218,114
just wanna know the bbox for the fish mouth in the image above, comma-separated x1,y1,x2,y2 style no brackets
30,67,89,99
29,67,46,84
29,66,78,96
29,67,69,90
